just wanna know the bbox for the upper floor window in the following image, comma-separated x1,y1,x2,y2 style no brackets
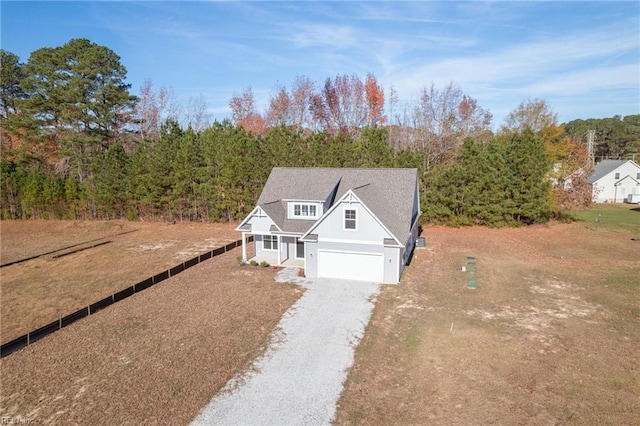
615,173,620,179
637,172,640,180
344,209,357,230
293,203,317,218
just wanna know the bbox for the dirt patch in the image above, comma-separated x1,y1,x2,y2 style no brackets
0,248,302,425
335,223,640,425
0,220,241,341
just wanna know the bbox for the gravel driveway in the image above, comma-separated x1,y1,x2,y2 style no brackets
190,268,381,426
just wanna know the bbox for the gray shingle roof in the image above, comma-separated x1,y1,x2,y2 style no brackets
257,168,343,203
257,167,418,243
589,160,627,183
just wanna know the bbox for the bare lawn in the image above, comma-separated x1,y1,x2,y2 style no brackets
0,221,301,424
1,209,638,425
1,220,241,341
335,210,639,425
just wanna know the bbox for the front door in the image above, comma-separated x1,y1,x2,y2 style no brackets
295,238,305,259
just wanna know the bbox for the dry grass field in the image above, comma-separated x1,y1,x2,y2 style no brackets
1,220,240,342
1,206,638,425
335,205,640,425
0,233,301,424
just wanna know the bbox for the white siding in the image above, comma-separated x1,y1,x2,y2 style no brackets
312,197,393,244
254,235,265,256
243,207,277,233
383,246,400,283
255,235,280,257
593,161,640,203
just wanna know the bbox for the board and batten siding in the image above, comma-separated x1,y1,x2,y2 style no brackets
302,193,404,283
253,235,267,257
312,198,394,243
246,210,277,233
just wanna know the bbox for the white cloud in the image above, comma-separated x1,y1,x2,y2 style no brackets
387,20,639,99
287,24,358,49
521,64,639,96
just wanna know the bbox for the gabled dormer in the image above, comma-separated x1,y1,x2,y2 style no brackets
284,179,340,221
285,200,323,220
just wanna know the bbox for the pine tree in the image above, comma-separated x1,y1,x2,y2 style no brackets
505,129,552,224
20,167,45,218
172,127,204,221
358,127,394,168
64,175,83,219
0,159,24,219
18,39,136,181
91,142,131,218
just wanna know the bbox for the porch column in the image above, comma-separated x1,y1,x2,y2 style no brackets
277,235,281,266
241,232,247,262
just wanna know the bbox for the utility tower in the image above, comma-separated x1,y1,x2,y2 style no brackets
586,129,595,166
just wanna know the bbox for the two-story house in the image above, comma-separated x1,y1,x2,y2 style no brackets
236,167,420,284
590,159,640,203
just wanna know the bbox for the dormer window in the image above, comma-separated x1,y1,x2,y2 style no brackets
293,203,317,218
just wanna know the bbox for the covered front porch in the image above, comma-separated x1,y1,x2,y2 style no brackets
240,232,306,268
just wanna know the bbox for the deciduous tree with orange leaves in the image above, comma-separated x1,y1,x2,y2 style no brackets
310,73,385,135
229,86,266,135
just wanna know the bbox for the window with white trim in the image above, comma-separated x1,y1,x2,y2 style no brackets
344,209,357,230
293,203,317,218
615,173,620,179
263,235,278,251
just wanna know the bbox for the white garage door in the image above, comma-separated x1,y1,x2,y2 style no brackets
317,250,384,282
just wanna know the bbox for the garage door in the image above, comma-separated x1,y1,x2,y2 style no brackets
317,250,384,282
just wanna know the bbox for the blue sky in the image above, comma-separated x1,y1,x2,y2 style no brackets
2,1,639,128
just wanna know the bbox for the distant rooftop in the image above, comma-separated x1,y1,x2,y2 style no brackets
589,160,628,183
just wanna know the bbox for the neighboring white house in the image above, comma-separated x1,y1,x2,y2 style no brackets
235,168,421,284
589,159,640,203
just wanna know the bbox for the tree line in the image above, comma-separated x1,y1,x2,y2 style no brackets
1,122,553,226
1,39,639,225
